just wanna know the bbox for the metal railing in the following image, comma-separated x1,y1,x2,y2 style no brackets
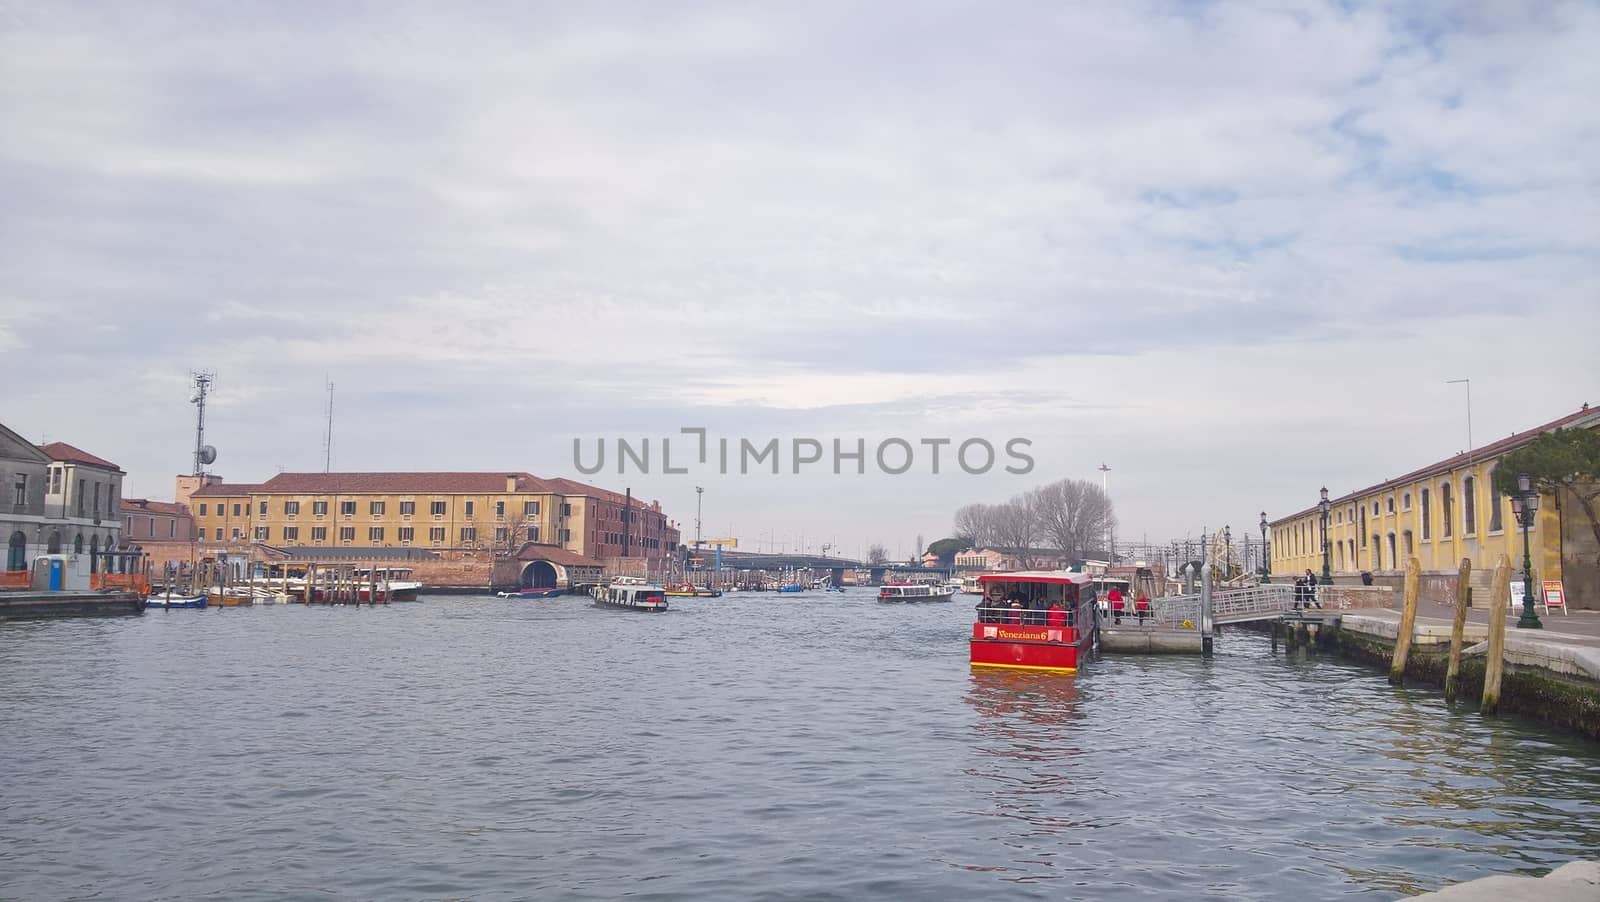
974,603,1091,630
1144,583,1395,626
1212,584,1297,623
1146,584,1294,625
1101,597,1191,628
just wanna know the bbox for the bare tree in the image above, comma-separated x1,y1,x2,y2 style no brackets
1034,478,1117,559
492,515,539,558
953,503,997,547
990,491,1045,567
867,543,889,565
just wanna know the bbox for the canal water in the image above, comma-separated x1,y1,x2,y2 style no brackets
2,590,1597,901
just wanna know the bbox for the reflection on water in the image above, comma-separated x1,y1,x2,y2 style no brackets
0,596,1596,901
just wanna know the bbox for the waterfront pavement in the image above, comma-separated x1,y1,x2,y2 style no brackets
1368,597,1600,645
1341,599,1600,684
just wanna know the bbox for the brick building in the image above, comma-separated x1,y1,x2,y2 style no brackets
175,471,681,586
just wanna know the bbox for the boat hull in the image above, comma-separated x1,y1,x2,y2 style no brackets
878,588,957,603
969,624,1086,674
500,588,562,599
147,594,207,609
593,596,669,612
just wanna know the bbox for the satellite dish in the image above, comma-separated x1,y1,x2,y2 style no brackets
199,445,218,465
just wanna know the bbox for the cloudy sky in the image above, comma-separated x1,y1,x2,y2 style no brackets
3,1,1597,559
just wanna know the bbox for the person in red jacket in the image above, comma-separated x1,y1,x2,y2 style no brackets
1107,586,1125,624
1134,593,1151,625
1046,601,1067,628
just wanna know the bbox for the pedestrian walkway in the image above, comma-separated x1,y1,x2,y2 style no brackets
1341,605,1600,683
1387,598,1600,647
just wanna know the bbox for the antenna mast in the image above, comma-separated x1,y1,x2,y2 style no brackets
191,371,216,476
322,378,334,473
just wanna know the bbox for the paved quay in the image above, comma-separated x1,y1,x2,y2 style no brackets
1340,602,1600,683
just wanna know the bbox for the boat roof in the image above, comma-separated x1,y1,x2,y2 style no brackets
978,570,1091,585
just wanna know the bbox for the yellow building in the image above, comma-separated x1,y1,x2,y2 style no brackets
1270,405,1599,608
175,471,680,566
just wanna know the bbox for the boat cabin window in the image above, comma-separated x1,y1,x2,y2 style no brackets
977,580,1084,625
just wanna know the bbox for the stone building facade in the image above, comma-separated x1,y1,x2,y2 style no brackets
1,420,124,586
1270,404,1600,609
179,470,680,569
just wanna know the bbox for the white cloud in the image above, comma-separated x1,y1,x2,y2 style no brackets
2,1,1597,547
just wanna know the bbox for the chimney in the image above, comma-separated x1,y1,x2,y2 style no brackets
505,474,518,493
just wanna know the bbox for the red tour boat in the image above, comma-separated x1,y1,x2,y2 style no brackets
970,571,1098,675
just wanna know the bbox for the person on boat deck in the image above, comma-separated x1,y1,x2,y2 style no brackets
1006,600,1024,624
1134,593,1151,625
1107,586,1125,624
1045,601,1067,629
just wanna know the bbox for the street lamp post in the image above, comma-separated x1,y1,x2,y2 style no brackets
1259,512,1270,583
1318,487,1333,586
1511,472,1543,629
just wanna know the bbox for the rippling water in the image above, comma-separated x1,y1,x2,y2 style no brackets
2,590,1596,900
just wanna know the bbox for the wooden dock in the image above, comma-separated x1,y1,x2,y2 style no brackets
0,591,145,621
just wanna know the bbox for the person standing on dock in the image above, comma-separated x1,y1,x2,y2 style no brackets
1134,593,1150,625
1107,585,1125,624
1304,570,1321,609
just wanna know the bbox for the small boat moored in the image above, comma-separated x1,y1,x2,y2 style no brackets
592,577,669,612
497,587,563,599
664,583,722,598
146,593,208,609
352,567,424,601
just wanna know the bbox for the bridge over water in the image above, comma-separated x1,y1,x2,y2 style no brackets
686,550,953,584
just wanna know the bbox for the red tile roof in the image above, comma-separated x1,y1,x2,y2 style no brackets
37,441,120,471
185,471,659,508
1273,403,1599,525
121,498,189,517
190,483,262,497
513,543,605,567
256,472,555,494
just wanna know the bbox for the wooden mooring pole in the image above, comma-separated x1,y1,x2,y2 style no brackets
1481,554,1512,715
1388,556,1421,685
1444,557,1472,702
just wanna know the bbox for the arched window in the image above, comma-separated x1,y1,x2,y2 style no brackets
73,533,84,554
1404,530,1414,556
1388,533,1397,568
1440,483,1453,538
1489,482,1504,532
47,530,61,554
1421,488,1431,540
1372,536,1383,570
1463,476,1476,534
1337,542,1345,569
89,535,99,560
6,531,26,571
